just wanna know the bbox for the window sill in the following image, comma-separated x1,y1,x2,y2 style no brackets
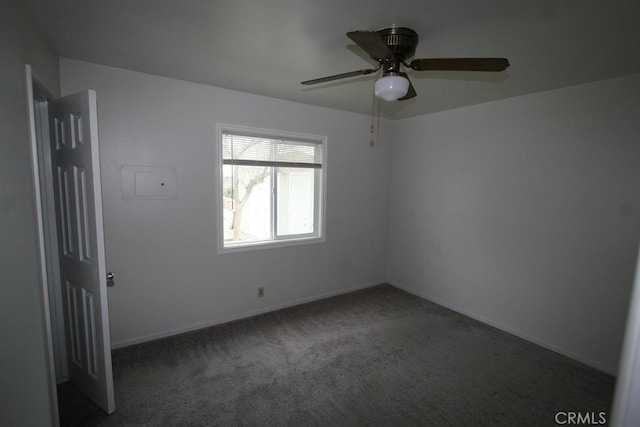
219,235,325,254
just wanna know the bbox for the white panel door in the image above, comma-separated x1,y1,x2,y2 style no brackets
49,90,115,414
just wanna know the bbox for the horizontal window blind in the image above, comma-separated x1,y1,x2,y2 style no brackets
222,131,323,169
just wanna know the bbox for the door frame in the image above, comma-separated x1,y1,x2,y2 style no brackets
25,64,61,424
27,66,69,384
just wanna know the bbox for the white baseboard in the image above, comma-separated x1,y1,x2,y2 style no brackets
111,280,382,349
390,281,618,376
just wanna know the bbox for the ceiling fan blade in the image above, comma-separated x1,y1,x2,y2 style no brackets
347,31,395,60
410,58,509,72
398,75,417,101
301,68,377,85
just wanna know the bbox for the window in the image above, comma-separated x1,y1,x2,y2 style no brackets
218,124,326,252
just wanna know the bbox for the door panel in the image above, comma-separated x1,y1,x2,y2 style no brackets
49,90,115,414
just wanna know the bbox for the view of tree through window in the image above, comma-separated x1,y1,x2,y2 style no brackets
220,126,325,249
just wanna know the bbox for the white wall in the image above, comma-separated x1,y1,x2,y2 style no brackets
387,73,640,374
0,1,60,425
60,58,391,347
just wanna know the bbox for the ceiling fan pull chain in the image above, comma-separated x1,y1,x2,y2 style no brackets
369,86,381,147
370,83,375,133
376,97,381,136
369,85,376,145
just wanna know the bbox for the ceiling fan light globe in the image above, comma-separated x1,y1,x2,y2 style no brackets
375,75,410,101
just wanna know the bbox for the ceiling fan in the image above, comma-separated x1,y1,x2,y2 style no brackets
301,27,509,102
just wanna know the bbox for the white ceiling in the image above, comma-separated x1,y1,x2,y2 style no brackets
27,0,640,119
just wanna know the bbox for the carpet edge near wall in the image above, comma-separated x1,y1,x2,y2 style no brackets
110,280,386,350
389,280,618,375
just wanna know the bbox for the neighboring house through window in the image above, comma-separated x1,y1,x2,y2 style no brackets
217,124,326,252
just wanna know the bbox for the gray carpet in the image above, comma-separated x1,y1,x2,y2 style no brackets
58,284,615,426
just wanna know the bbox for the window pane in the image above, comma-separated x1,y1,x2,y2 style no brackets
277,168,314,236
219,125,325,251
223,165,272,244
223,133,322,166
275,140,322,164
222,134,272,162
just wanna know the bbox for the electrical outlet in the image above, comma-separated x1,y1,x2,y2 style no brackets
258,287,264,298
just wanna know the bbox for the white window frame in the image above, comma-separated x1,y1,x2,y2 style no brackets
216,123,327,254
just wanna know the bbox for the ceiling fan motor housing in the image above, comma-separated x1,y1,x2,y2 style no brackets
376,27,419,62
